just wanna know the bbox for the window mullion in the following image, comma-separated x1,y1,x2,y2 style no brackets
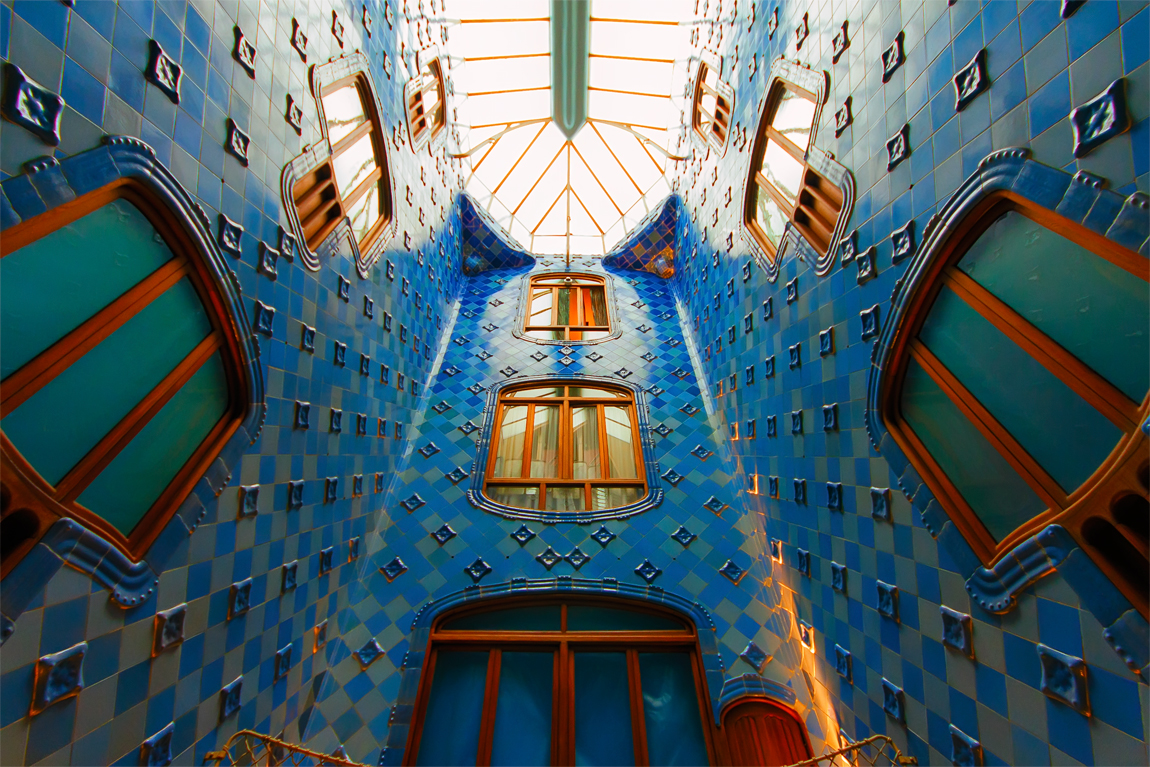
522,404,535,480
475,649,502,766
597,404,610,481
627,649,650,766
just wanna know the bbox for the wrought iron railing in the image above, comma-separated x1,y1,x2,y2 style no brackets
788,733,919,767
202,730,365,767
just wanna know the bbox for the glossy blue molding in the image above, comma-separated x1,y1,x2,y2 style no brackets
739,57,855,280
601,195,679,278
0,137,267,630
379,577,724,765
864,146,1150,676
718,673,799,714
466,372,663,522
280,53,398,277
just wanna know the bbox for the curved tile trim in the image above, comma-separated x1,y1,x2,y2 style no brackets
718,673,799,712
863,146,1150,674
0,136,266,624
459,193,536,275
466,373,663,522
379,577,724,765
602,194,680,278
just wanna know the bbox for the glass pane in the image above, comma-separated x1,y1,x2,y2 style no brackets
557,288,572,326
1,199,177,380
580,330,610,341
605,406,638,478
586,287,608,326
546,486,585,511
492,406,528,477
490,652,554,767
525,329,563,340
488,485,539,509
639,653,710,767
76,353,228,535
509,387,564,398
572,407,602,479
759,139,803,202
590,486,643,510
901,359,1047,541
441,605,561,632
3,278,212,487
920,286,1123,493
529,288,553,324
346,183,381,242
567,606,684,632
753,190,787,250
770,88,815,150
529,406,560,477
568,387,625,398
332,132,378,199
321,84,366,145
574,652,634,766
956,210,1149,403
415,651,488,767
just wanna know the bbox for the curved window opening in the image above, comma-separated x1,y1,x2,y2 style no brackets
406,56,446,148
721,698,814,767
484,381,645,512
524,273,611,341
883,193,1149,615
692,60,731,149
0,181,247,576
745,80,842,261
406,597,715,766
293,74,393,252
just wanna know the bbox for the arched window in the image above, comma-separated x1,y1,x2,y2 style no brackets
745,78,843,261
485,382,644,512
406,55,445,149
292,73,393,252
883,194,1149,614
692,58,732,150
0,181,247,576
405,598,716,766
722,699,813,767
524,273,610,341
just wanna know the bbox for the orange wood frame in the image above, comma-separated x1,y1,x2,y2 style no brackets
523,274,611,341
0,179,249,577
744,81,842,260
403,598,723,766
881,191,1150,615
692,62,730,145
408,58,446,144
293,74,393,252
484,383,646,512
719,696,814,766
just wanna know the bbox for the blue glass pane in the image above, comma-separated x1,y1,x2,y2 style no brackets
919,286,1123,493
574,652,634,766
2,278,212,488
567,605,684,632
441,605,561,632
957,210,1149,403
76,352,228,535
901,359,1047,541
415,651,488,767
638,653,709,767
490,652,553,767
0,199,177,379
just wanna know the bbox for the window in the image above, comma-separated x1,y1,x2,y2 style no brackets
721,699,813,766
292,74,392,252
405,55,445,148
485,382,644,512
884,195,1149,614
524,274,610,342
0,183,246,576
406,598,716,766
745,81,842,260
692,60,731,148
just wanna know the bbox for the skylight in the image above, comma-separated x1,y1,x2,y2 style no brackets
444,0,694,258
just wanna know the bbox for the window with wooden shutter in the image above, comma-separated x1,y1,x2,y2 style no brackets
406,57,446,148
692,61,731,147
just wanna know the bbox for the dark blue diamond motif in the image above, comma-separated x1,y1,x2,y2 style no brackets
950,725,982,767
400,494,426,512
835,645,852,682
691,445,713,460
661,468,684,486
881,31,904,82
791,410,803,434
860,305,881,340
740,641,769,673
511,525,537,545
530,351,547,361
635,559,662,584
445,467,469,484
536,547,562,570
432,401,452,414
615,368,633,379
418,442,440,458
591,525,616,546
1071,78,1130,158
786,277,798,303
882,678,905,723
788,343,801,368
465,558,493,583
355,639,384,669
940,606,974,658
719,560,745,583
877,581,900,622
467,383,486,394
443,365,460,377
381,557,408,581
822,404,838,431
140,723,174,766
891,220,916,264
432,524,456,545
565,548,590,570
2,64,65,145
831,562,847,593
796,548,811,576
856,246,877,284
29,641,86,715
459,421,479,435
703,496,726,514
255,301,275,336
680,404,700,416
146,39,182,104
671,526,696,547
219,677,242,723
587,352,603,362
768,476,779,497
886,124,910,171
766,415,777,437
229,578,252,619
500,366,517,377
793,479,807,504
641,351,656,362
672,368,690,379
318,546,334,574
1038,644,1090,713
871,488,891,521
653,423,672,437
827,482,843,510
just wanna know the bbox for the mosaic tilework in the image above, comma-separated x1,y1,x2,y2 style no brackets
459,193,535,275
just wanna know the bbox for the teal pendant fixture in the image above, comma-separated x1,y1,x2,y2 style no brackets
550,0,591,139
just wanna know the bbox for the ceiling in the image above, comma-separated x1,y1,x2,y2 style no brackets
443,0,694,258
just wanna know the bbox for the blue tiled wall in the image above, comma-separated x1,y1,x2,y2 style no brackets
1,0,1148,765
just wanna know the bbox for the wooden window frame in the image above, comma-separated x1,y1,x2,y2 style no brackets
881,191,1149,614
523,274,612,341
292,74,393,253
406,56,446,148
484,382,646,512
691,60,731,148
0,178,249,576
744,80,843,262
403,597,721,766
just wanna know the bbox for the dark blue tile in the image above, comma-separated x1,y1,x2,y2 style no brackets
1020,0,1063,52
1029,70,1071,136
13,0,68,48
1089,666,1143,738
1067,0,1119,60
60,57,105,124
1121,8,1149,73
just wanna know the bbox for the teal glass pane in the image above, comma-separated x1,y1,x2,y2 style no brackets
901,359,1048,541
919,286,1123,492
2,278,212,488
567,605,683,632
574,652,634,766
957,210,1149,403
441,605,561,632
490,652,553,767
638,653,709,767
76,352,228,535
0,199,177,380
415,651,488,767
